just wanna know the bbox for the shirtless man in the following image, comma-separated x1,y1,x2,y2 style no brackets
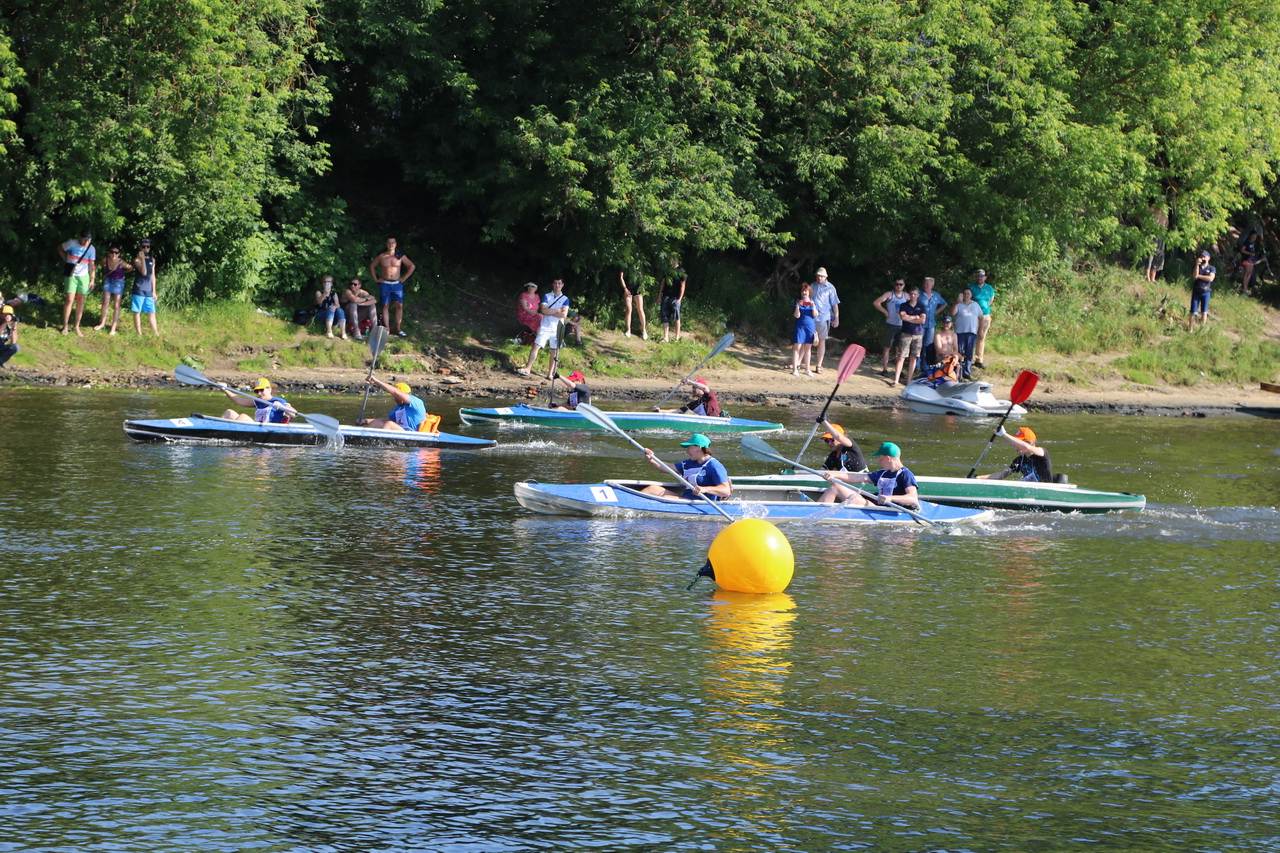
368,236,416,337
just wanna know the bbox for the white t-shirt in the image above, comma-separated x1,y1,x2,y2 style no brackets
539,292,569,333
953,301,982,335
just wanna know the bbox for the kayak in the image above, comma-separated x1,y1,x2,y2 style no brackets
513,480,993,524
459,403,784,433
123,414,497,450
731,473,1145,513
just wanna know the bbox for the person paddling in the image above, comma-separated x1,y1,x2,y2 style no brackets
360,376,430,431
221,377,295,424
641,433,732,500
818,420,868,472
978,426,1053,482
818,441,919,508
654,376,722,417
549,370,590,410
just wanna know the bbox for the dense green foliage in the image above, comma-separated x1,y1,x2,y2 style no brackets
3,0,1280,308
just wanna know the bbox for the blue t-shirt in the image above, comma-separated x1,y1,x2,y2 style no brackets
675,456,729,500
390,394,427,431
810,281,840,323
899,301,926,335
919,291,947,335
973,283,996,315
1193,264,1216,293
62,240,96,276
253,396,291,424
868,466,918,497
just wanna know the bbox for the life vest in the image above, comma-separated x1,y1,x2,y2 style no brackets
417,413,442,434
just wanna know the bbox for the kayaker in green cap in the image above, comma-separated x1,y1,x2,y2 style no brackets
641,433,732,500
818,440,920,508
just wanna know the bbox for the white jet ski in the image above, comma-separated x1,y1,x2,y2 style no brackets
900,377,1027,417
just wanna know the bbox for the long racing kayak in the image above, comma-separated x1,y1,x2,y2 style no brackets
514,480,992,524
731,473,1145,513
459,403,783,433
124,413,497,449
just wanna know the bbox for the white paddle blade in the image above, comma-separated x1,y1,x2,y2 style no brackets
369,325,389,357
302,412,341,438
709,331,735,359
174,364,213,386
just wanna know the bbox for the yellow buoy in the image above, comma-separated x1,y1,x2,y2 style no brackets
704,519,794,594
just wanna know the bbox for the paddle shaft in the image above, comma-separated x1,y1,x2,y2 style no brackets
654,333,733,409
793,344,866,465
356,327,389,424
174,365,340,437
966,403,1017,479
793,381,847,465
544,321,565,407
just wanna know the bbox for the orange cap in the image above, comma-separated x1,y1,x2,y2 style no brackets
1013,426,1037,444
821,423,845,440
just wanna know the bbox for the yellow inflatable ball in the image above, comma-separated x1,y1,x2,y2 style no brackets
706,519,795,594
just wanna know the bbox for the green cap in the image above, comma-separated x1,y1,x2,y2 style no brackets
874,441,901,458
680,433,712,449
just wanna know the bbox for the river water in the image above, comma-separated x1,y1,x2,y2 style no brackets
1,387,1277,850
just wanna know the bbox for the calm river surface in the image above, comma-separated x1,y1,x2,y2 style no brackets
1,387,1277,850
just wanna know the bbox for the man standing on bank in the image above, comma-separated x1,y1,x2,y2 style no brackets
1190,250,1215,324
59,231,96,336
659,259,686,343
518,278,570,377
369,236,416,338
809,267,841,374
971,268,996,369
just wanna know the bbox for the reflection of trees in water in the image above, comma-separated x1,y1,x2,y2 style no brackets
702,591,796,832
990,537,1051,707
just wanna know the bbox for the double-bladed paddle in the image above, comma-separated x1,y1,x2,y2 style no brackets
793,343,866,465
356,325,391,425
965,370,1040,479
576,402,735,523
653,332,735,409
741,433,932,526
174,365,341,439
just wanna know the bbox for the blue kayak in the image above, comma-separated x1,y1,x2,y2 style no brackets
514,480,993,525
458,403,784,433
124,414,496,449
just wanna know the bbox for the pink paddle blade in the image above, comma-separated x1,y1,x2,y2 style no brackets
836,344,866,384
1009,370,1039,405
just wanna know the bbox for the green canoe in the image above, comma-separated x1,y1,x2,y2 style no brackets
732,473,1146,513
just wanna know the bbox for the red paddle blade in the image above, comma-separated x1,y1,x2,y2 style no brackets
1009,370,1040,404
836,344,866,383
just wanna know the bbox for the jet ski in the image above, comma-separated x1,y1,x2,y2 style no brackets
900,377,1027,417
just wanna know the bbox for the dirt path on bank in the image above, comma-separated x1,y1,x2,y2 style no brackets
6,334,1278,417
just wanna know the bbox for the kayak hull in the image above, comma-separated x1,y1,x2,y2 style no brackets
459,404,783,433
732,473,1145,513
514,480,992,524
123,414,496,449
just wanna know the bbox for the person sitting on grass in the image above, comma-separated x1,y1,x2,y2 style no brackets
220,377,295,424
315,275,348,339
0,305,19,369
641,433,732,500
978,426,1053,483
549,370,591,410
361,375,428,431
819,441,920,508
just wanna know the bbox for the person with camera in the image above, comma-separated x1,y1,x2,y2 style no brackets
314,275,348,339
1190,249,1216,325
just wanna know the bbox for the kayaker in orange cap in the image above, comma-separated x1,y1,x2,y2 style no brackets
978,425,1054,482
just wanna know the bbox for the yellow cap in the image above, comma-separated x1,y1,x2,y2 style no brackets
252,377,271,391
393,381,411,394
1,305,13,315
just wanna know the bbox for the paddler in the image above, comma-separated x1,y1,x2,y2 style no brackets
361,375,429,431
220,377,295,424
641,433,732,500
818,420,868,472
549,369,590,410
818,441,920,508
655,376,721,417
978,426,1053,482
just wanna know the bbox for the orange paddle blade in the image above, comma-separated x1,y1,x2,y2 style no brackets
1010,370,1039,405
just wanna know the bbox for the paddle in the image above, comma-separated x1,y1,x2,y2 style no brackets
653,332,735,409
356,325,390,425
793,343,866,465
544,321,566,407
741,433,932,526
577,403,735,523
965,370,1040,479
174,365,341,439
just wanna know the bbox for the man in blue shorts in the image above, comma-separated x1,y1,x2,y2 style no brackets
362,375,429,431
369,236,416,337
131,238,160,336
59,231,96,336
1190,250,1215,324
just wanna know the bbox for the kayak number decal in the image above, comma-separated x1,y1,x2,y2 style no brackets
591,486,618,503
172,418,193,426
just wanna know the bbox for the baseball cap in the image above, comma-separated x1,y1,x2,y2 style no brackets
1,305,13,315
1013,426,1037,444
821,423,845,440
680,433,712,448
1198,250,1210,259
567,370,585,382
976,268,987,276
140,238,151,246
393,381,412,394
692,376,709,388
874,441,901,458
252,377,272,391
941,314,954,324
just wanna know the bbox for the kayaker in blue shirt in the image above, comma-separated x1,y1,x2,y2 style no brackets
818,441,919,508
362,375,429,431
220,377,295,424
641,433,732,500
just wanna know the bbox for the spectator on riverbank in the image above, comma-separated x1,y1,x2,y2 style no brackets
890,287,926,387
933,314,958,361
341,277,377,340
1238,231,1262,296
872,279,908,375
809,266,840,373
314,275,348,340
917,276,947,377
516,282,540,343
92,246,131,335
620,268,648,340
952,288,981,379
0,305,19,368
1191,250,1215,324
792,283,816,376
659,261,686,343
971,269,995,369
518,278,570,377
59,232,96,337
369,237,415,337
1145,237,1165,282
131,239,160,337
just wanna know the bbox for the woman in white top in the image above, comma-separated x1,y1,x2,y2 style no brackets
951,288,983,380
